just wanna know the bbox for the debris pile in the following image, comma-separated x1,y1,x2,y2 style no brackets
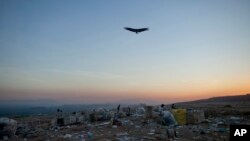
1,103,249,141
0,117,17,140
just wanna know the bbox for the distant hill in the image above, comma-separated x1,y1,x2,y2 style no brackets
177,94,250,104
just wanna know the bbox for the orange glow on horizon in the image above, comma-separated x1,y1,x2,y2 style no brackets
0,78,249,104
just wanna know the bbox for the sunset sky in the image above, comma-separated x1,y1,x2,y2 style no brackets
0,0,250,104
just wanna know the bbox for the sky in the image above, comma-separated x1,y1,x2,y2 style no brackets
0,0,250,104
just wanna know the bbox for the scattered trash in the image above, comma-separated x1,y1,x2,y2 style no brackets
2,103,248,140
172,108,187,125
64,134,72,138
187,109,205,124
0,117,17,139
116,132,128,136
144,106,153,119
87,131,93,139
136,107,145,115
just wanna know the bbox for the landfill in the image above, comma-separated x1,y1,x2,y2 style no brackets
0,103,250,141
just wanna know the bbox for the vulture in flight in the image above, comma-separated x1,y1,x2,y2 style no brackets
124,27,149,34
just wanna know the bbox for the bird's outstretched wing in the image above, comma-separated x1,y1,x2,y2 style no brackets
137,28,149,32
124,27,136,32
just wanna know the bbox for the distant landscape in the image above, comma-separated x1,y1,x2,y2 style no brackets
1,93,249,117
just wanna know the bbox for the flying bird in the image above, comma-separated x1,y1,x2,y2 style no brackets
124,27,149,34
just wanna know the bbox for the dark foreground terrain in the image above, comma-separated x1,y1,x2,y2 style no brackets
1,94,250,141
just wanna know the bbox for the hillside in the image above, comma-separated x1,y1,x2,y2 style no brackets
177,94,250,104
